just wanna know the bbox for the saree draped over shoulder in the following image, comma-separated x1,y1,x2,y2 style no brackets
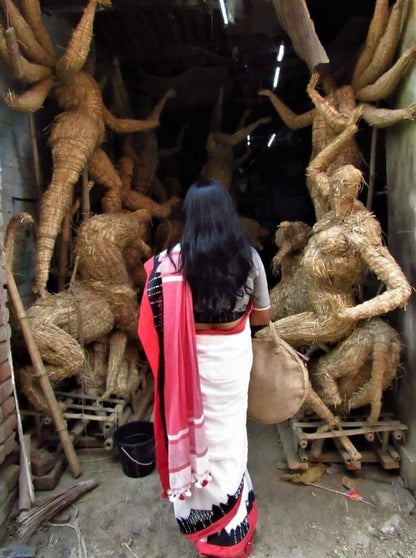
138,246,257,558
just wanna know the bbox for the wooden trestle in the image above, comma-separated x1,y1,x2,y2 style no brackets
278,414,407,471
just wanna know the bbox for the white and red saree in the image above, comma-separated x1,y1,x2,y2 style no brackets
138,246,257,557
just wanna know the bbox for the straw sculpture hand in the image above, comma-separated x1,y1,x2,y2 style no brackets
0,0,161,297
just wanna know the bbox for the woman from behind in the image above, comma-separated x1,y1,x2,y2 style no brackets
138,178,271,557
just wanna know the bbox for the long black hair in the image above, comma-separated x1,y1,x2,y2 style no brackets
179,178,253,313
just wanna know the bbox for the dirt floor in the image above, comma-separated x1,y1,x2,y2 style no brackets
1,421,416,558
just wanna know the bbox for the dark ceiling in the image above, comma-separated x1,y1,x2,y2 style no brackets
37,0,383,210
40,0,379,116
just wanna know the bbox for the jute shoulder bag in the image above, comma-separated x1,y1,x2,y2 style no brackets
248,325,309,424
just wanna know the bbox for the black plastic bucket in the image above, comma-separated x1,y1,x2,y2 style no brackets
113,421,155,478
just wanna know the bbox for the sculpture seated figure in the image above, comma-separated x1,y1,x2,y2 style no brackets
260,123,411,425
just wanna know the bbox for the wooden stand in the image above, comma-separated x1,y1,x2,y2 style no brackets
23,390,135,452
278,413,407,471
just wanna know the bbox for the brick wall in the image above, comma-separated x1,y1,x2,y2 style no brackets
0,232,19,542
0,63,36,540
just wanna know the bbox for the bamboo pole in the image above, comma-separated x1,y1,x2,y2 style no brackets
81,168,91,221
18,434,33,512
0,262,35,508
28,113,42,194
5,265,81,478
367,125,378,211
57,209,71,292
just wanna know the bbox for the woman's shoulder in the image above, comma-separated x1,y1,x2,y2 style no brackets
250,246,263,266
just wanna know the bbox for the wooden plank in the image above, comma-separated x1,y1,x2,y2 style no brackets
309,450,379,464
54,390,126,404
299,425,407,440
294,418,404,429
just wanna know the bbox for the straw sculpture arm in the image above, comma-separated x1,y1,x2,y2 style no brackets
351,0,390,87
234,148,252,171
306,120,360,219
337,240,412,322
202,116,271,190
120,89,177,198
159,123,189,159
118,156,181,217
355,41,416,103
258,89,315,129
361,101,416,128
102,105,159,134
215,116,272,147
260,0,415,176
306,72,351,133
351,0,408,92
0,23,52,84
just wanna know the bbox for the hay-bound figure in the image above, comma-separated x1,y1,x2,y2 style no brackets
0,0,161,296
263,123,411,425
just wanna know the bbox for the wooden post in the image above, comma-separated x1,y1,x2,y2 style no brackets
28,113,43,195
81,168,91,221
367,126,378,211
5,265,81,478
